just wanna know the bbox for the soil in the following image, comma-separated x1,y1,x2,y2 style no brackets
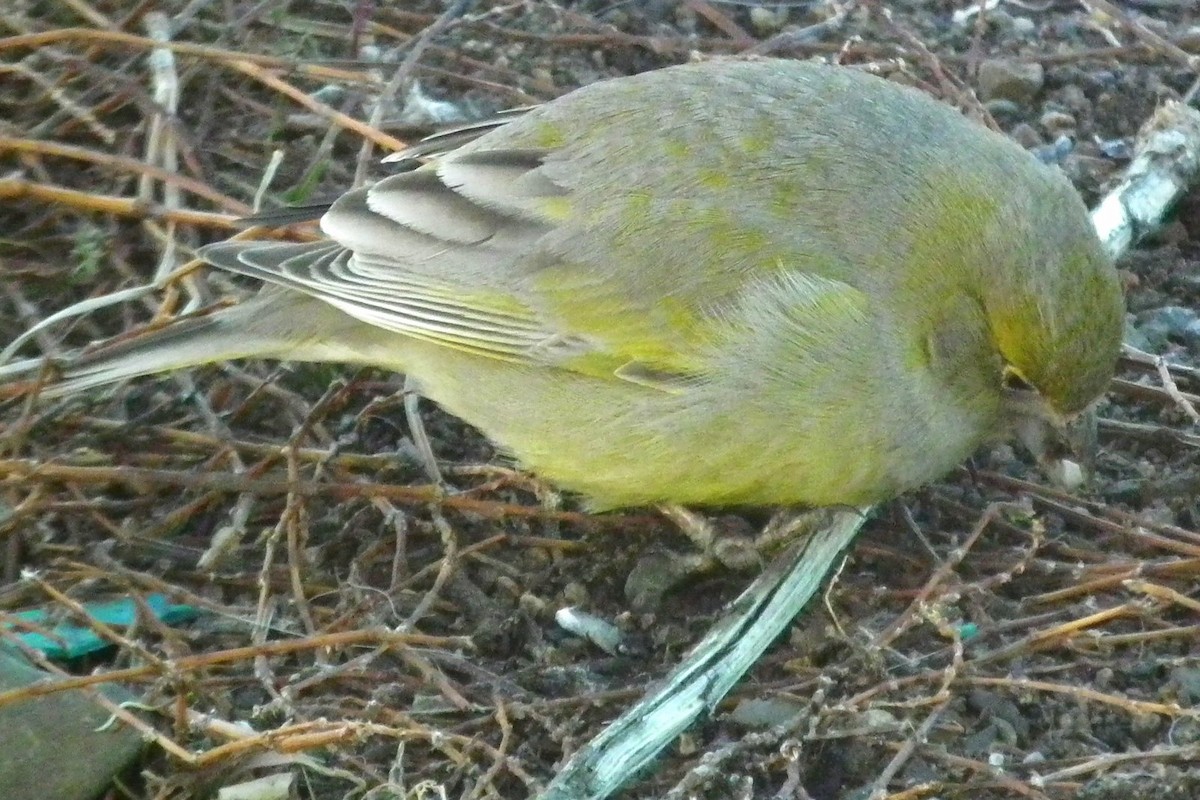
1,1,1198,799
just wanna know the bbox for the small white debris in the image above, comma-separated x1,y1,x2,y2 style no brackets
555,606,624,655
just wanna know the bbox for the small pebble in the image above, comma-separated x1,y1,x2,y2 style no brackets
1098,137,1134,159
729,697,806,728
984,99,1022,120
1133,305,1198,353
1032,135,1074,164
1129,712,1161,745
1039,109,1076,135
1124,315,1158,353
1009,122,1043,149
1170,666,1200,704
1057,84,1090,113
1182,319,1200,349
1046,458,1085,491
1009,16,1037,38
977,59,1045,104
1178,26,1200,51
749,6,789,35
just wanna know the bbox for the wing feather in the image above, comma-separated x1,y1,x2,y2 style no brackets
203,77,856,388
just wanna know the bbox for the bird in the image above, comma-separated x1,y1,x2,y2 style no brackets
0,58,1124,518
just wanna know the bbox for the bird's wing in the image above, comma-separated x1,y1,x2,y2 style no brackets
203,64,873,389
201,148,582,365
232,108,539,228
384,107,537,163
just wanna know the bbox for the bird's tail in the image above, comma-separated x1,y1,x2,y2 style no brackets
0,292,355,400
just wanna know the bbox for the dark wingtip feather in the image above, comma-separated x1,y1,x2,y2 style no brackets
234,202,333,228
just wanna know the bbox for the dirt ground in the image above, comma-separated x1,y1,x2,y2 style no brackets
1,1,1199,799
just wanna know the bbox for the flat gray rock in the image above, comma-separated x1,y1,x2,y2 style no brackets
0,648,144,800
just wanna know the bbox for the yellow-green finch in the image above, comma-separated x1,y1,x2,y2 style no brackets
5,59,1124,510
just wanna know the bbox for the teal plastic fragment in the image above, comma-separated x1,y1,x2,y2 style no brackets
3,593,199,660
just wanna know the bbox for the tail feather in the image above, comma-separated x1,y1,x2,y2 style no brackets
0,308,273,400
0,292,373,401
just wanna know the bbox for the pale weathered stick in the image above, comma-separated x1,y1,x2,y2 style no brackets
1091,100,1200,259
540,509,867,800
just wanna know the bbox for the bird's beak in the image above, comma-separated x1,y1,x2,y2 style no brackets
1012,407,1098,491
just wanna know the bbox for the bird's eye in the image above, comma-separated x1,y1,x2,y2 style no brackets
1002,365,1034,392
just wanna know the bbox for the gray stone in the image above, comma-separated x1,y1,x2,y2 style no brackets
1039,109,1077,135
0,648,144,800
978,59,1045,104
